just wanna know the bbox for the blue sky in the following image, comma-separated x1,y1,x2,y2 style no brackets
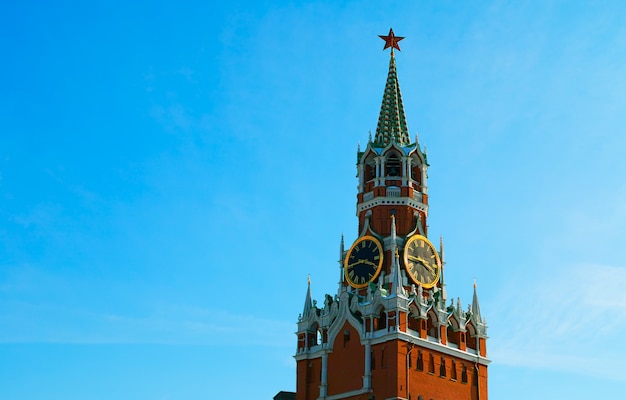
2,1,626,399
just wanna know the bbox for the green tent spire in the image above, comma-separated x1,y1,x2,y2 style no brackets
374,50,410,146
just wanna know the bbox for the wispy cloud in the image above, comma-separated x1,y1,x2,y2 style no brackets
0,302,294,347
489,264,626,381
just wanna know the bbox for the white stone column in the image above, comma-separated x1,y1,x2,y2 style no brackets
406,156,413,186
421,165,428,194
364,342,372,390
375,158,381,186
358,163,364,193
402,156,408,186
320,352,328,398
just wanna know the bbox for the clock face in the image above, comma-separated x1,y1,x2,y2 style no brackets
403,235,441,288
344,235,384,288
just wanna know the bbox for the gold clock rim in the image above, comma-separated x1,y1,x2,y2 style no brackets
403,234,441,289
343,235,384,289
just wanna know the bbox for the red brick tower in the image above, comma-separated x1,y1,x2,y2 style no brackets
295,29,489,400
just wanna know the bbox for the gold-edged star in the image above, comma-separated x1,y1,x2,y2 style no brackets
379,28,404,52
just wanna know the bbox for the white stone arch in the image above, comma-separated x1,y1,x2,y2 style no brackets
426,307,439,339
325,293,366,350
382,147,403,177
465,321,478,351
446,314,462,347
407,302,422,333
361,150,378,181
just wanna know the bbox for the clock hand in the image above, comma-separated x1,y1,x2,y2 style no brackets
347,259,378,269
421,261,434,273
360,259,378,267
414,256,435,272
407,255,435,273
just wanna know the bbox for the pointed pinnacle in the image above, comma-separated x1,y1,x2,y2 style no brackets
374,48,410,146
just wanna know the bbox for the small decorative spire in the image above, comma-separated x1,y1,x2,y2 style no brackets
368,131,372,143
340,234,345,258
338,235,345,289
390,214,397,277
392,247,405,296
302,276,313,318
440,235,445,264
439,235,446,305
357,141,361,152
471,279,482,323
389,215,405,296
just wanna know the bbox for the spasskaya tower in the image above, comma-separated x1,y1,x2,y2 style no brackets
294,29,489,400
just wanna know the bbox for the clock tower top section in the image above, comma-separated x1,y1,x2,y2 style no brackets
356,29,429,238
374,28,410,147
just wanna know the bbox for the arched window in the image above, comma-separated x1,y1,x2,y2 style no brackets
365,162,376,181
410,153,423,183
416,350,423,371
461,363,468,383
386,153,401,176
308,323,320,348
447,317,460,347
451,360,457,381
427,310,438,339
408,305,420,332
466,323,478,351
439,357,446,377
371,349,376,370
377,308,387,331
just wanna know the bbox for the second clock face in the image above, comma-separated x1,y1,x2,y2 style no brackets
344,235,384,288
403,235,441,288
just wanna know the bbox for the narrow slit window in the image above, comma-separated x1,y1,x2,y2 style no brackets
451,360,457,381
416,350,423,371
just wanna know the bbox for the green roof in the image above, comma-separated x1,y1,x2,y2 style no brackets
374,52,410,147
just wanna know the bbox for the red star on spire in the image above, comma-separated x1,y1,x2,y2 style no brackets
379,28,404,52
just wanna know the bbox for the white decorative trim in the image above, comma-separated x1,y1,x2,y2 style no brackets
357,196,428,215
368,330,491,365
